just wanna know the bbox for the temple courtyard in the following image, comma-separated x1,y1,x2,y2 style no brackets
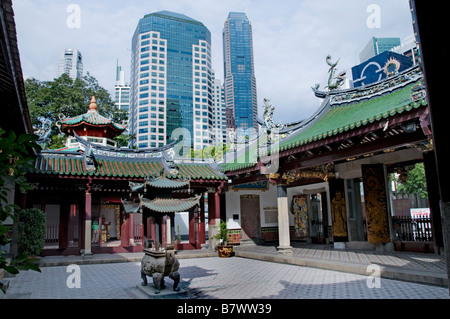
3,244,449,300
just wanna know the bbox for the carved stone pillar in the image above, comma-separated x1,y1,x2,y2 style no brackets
277,185,292,254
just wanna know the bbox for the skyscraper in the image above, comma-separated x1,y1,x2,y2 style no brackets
223,12,257,137
114,61,130,112
129,11,213,150
211,71,226,146
57,48,83,80
359,37,401,63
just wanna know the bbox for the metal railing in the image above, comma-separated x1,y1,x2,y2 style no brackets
392,216,433,242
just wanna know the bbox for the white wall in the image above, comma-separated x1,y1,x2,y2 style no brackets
225,181,332,230
175,212,189,237
225,183,277,229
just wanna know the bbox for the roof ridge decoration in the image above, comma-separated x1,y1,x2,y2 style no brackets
329,65,421,106
87,96,98,112
311,55,346,95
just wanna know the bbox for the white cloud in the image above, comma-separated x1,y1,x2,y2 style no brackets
13,0,414,123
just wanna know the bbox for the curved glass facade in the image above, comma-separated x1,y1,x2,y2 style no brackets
130,11,213,150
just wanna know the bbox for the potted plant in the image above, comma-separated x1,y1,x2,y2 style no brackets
213,220,234,257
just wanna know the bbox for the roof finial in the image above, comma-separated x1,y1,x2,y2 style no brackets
89,96,97,112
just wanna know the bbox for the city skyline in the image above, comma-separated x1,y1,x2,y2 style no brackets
13,0,414,124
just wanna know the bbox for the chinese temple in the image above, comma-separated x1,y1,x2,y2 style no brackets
26,97,227,256
220,62,439,254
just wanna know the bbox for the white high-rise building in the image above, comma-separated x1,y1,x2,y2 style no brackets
130,11,213,150
57,48,83,80
114,62,130,112
212,74,226,146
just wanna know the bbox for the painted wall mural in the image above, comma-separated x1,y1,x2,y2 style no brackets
291,195,309,237
362,164,391,244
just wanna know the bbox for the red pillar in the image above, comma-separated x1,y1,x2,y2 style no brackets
208,192,221,226
83,189,92,255
199,195,205,246
150,216,156,246
189,209,196,248
128,213,135,246
121,218,129,247
162,215,167,248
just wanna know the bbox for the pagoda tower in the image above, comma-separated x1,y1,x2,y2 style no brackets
56,96,126,149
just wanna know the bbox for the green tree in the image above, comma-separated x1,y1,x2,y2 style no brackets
25,73,128,149
395,163,428,199
17,208,46,256
0,127,42,293
189,143,231,161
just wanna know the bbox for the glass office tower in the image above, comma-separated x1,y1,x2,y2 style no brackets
223,12,257,137
130,11,213,150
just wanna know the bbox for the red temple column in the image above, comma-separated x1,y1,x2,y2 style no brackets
199,194,205,246
189,208,196,248
208,186,223,250
162,215,167,248
128,213,135,246
83,188,92,257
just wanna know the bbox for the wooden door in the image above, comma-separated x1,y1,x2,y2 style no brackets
240,194,260,240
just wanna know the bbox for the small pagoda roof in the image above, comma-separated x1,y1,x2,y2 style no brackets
56,96,126,135
139,194,202,213
146,176,190,188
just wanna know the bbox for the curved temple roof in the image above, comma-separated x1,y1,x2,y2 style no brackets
139,194,202,213
221,65,428,173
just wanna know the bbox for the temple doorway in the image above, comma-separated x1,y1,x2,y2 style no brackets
240,194,261,244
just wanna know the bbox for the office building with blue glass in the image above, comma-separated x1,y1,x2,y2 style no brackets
223,12,258,137
130,11,213,150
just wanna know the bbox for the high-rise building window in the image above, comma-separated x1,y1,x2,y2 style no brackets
129,11,212,150
223,12,257,138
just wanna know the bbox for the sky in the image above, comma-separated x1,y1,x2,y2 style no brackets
13,0,414,123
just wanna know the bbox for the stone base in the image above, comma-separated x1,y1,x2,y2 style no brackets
333,242,345,250
277,245,293,255
137,282,188,299
240,237,265,246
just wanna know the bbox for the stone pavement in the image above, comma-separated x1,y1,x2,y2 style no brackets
233,242,449,287
3,254,450,300
2,243,449,300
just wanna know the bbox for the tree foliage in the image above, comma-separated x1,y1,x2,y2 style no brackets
394,163,428,199
0,127,42,293
25,73,128,148
190,143,231,161
17,208,46,256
